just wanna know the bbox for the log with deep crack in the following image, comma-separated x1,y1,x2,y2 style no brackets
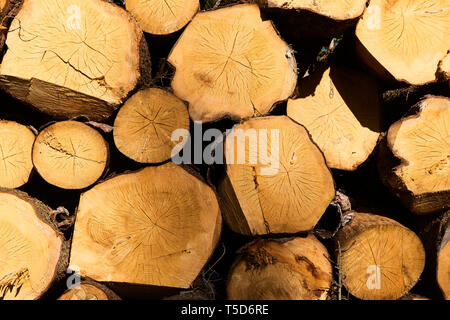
32,120,109,190
217,115,335,235
0,0,151,121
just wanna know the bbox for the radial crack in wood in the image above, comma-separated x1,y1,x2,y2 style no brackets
218,116,335,235
227,235,333,300
356,0,450,85
69,163,222,289
32,121,109,190
113,88,189,164
126,0,199,35
0,0,151,121
0,189,64,300
167,4,297,122
335,211,425,300
381,95,450,214
0,120,35,188
287,65,382,171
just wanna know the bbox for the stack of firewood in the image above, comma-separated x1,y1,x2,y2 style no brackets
0,0,448,300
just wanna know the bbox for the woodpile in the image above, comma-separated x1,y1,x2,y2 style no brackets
0,0,448,301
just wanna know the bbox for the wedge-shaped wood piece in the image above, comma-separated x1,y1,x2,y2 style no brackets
0,0,151,121
380,96,450,214
69,163,222,289
32,121,109,190
113,88,189,164
227,235,332,300
218,116,335,235
356,0,450,85
287,65,382,171
168,4,297,122
335,211,425,300
126,0,199,35
0,120,35,188
0,189,65,300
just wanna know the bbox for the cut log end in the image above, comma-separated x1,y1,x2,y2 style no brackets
113,88,189,164
262,0,367,20
0,190,63,300
218,116,335,235
32,121,109,190
384,95,450,214
168,3,297,122
0,120,35,188
69,163,221,289
57,280,120,300
0,0,150,121
356,0,450,85
287,65,381,171
227,235,332,300
126,0,199,35
336,212,425,300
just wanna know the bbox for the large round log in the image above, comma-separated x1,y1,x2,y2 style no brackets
168,4,297,122
69,163,222,289
355,0,450,85
335,211,425,300
218,116,335,235
0,0,151,121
